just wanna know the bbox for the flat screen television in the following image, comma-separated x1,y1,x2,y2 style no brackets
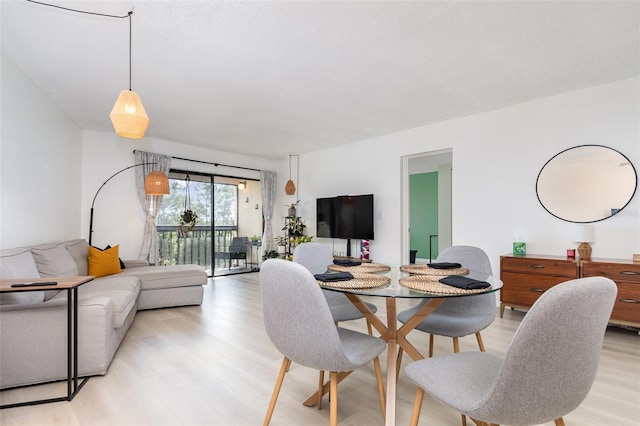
316,194,374,240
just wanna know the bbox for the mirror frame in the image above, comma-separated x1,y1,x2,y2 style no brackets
536,144,638,223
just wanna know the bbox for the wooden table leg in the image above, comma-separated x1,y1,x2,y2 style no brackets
385,298,398,426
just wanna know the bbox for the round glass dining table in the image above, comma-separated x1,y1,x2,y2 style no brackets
311,265,503,426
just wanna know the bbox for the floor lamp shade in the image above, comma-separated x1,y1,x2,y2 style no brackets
110,90,150,139
145,171,170,195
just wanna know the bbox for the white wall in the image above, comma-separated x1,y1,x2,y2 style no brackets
292,78,640,273
0,54,83,249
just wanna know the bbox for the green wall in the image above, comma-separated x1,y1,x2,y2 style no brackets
409,172,438,260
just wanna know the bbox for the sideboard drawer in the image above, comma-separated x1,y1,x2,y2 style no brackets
611,282,640,324
501,256,578,278
500,271,571,307
582,262,640,284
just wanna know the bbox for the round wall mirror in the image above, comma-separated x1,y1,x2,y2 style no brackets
536,145,637,223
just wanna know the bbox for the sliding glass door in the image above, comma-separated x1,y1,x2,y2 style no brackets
155,170,262,276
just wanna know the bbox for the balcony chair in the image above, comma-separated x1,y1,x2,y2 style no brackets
405,276,617,426
260,259,386,426
215,237,248,269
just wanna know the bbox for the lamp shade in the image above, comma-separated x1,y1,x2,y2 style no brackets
574,224,595,243
284,180,296,195
144,171,170,195
110,90,150,139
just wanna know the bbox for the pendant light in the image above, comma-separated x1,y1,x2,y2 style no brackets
110,11,149,139
284,154,296,195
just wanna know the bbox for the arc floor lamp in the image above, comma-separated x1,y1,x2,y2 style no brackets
89,163,169,245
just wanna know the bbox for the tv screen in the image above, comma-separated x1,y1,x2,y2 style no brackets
316,195,374,240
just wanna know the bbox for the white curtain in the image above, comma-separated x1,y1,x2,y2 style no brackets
261,170,277,253
135,151,171,265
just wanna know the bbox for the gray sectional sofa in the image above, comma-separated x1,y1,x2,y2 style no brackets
0,239,208,389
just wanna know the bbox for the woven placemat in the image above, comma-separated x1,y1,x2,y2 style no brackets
328,263,391,273
399,276,490,294
317,272,390,289
399,264,469,276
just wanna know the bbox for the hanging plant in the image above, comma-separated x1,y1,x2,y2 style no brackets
178,174,198,237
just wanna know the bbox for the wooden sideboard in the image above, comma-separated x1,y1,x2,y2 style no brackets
500,254,640,329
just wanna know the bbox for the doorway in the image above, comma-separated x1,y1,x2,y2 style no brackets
402,150,452,264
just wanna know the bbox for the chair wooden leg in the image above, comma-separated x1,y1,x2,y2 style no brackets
453,336,460,353
373,356,386,421
554,418,566,426
366,319,373,336
318,370,324,410
429,334,435,357
475,332,486,352
410,387,424,426
330,371,338,426
461,414,467,425
263,357,290,426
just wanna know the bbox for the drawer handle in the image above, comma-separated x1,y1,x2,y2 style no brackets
619,271,640,276
528,264,545,269
619,298,640,304
529,288,545,293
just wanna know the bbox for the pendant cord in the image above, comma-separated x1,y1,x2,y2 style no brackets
128,11,133,91
25,0,131,19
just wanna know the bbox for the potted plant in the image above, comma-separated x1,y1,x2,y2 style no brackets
262,250,279,260
179,209,198,237
275,236,287,254
286,200,300,217
283,215,306,236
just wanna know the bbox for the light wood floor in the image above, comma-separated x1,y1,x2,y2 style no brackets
1,273,639,425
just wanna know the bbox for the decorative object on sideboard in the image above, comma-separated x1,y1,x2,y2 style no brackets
633,254,640,263
566,248,576,259
109,11,150,139
574,224,595,260
89,163,169,245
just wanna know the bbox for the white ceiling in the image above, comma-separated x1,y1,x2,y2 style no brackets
2,1,638,160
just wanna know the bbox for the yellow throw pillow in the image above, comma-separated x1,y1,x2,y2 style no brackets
88,245,122,278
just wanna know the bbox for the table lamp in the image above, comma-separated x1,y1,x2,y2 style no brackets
574,224,595,260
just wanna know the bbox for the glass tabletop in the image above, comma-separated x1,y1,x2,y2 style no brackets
318,265,502,299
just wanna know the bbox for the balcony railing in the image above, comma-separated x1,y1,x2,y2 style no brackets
157,225,238,274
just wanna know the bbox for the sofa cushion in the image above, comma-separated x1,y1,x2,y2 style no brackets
0,249,44,305
88,245,122,278
119,265,208,291
31,242,79,277
50,275,141,328
64,239,89,276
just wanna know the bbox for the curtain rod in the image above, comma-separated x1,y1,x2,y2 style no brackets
133,151,261,172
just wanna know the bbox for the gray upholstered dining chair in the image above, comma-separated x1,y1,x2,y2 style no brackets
404,276,617,426
293,242,377,334
261,259,386,426
397,245,495,358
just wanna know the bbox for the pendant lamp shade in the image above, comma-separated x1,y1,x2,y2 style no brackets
144,170,170,195
110,90,149,139
284,179,296,195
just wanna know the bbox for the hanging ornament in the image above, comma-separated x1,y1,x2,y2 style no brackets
179,174,198,237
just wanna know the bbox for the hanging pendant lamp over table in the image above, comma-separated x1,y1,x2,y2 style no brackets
110,11,149,139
